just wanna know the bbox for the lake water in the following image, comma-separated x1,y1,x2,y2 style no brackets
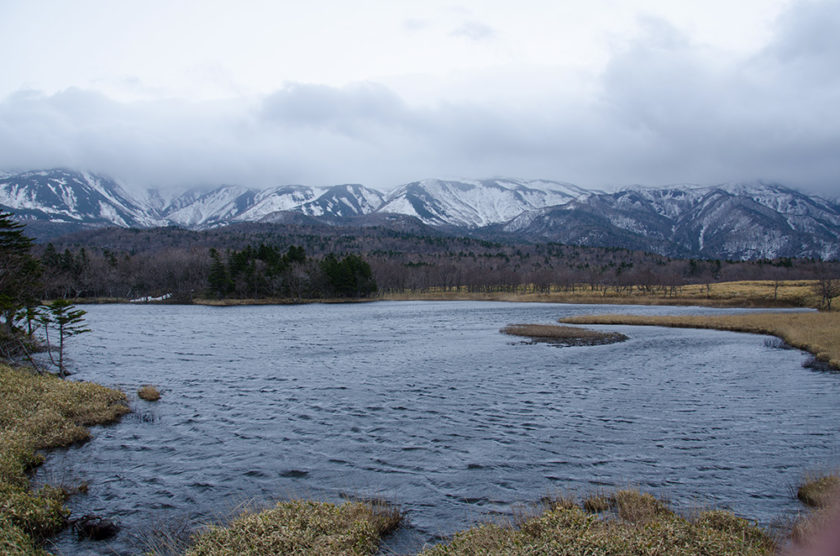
38,301,839,555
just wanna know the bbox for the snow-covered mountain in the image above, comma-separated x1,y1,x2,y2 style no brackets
378,178,590,228
502,183,840,259
2,169,838,260
297,184,385,218
159,184,330,227
0,169,163,227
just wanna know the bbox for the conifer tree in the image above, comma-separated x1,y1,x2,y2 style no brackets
0,211,41,335
41,299,90,378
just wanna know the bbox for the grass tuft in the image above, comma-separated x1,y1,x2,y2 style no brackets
796,472,840,508
582,491,611,513
138,385,162,402
185,499,402,556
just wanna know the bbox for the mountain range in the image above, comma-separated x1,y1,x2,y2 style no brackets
1,168,838,261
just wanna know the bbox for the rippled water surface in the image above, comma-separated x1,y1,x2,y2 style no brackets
39,302,839,554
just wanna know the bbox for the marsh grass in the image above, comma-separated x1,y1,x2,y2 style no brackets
184,499,402,556
138,385,162,402
383,279,824,308
559,311,840,369
796,472,840,508
582,491,612,513
420,489,775,555
501,324,628,346
0,363,128,552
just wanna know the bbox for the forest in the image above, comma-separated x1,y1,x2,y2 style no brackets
22,219,840,302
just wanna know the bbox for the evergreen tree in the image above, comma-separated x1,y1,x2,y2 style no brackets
41,299,90,378
0,211,41,335
207,248,232,298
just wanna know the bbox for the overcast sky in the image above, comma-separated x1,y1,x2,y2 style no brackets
1,0,838,195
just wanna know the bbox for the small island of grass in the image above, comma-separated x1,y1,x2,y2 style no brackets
501,324,628,346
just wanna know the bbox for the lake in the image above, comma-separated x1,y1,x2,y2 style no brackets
38,301,839,554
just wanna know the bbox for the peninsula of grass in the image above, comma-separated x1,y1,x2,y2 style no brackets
501,324,628,346
559,311,840,369
184,499,402,556
420,489,775,555
0,363,129,554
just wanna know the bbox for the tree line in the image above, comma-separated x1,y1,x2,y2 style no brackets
15,216,840,304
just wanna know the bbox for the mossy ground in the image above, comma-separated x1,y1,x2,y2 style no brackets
0,363,128,554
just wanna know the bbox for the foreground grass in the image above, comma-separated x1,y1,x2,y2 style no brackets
559,311,840,369
501,324,627,346
184,499,401,556
421,489,775,555
0,363,129,554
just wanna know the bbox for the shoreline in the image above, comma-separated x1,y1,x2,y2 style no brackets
9,296,838,553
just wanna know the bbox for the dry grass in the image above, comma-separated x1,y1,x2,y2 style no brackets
184,499,402,556
559,311,840,369
501,324,628,346
0,363,129,552
382,279,825,308
420,489,775,555
797,472,840,508
138,385,162,402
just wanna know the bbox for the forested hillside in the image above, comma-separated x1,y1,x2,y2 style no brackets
32,222,840,302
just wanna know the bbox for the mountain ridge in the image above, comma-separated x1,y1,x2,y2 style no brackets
2,168,838,260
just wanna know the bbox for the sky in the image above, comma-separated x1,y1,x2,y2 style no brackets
0,0,838,196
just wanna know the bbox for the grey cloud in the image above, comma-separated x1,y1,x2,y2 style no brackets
450,20,496,41
0,1,838,196
260,82,416,137
402,18,430,32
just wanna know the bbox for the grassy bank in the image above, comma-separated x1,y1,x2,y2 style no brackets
381,279,824,308
0,363,129,554
76,279,830,308
559,311,840,369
